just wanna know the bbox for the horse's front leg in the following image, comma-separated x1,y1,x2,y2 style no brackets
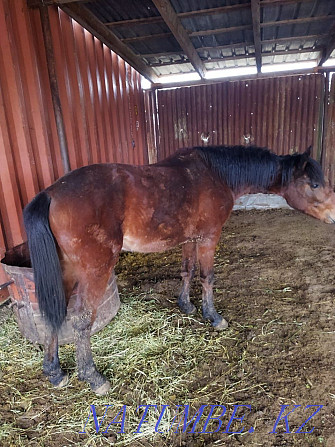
198,243,228,330
43,330,68,387
178,241,197,315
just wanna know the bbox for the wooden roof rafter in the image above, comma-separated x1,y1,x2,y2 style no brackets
251,0,262,72
151,0,206,79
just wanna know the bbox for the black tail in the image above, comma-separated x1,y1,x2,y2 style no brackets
23,191,66,331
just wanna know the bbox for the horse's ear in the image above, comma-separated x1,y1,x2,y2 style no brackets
297,146,312,172
304,145,312,157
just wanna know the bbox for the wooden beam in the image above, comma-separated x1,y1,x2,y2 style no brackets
28,0,93,7
318,22,335,66
251,0,262,73
60,3,158,82
151,0,206,79
106,16,163,27
122,32,173,43
39,3,70,173
190,25,252,38
261,15,335,28
261,0,315,6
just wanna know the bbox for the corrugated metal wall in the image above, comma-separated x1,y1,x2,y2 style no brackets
154,74,325,162
323,73,335,187
0,0,147,257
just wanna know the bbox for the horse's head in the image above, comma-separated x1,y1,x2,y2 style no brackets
282,146,335,224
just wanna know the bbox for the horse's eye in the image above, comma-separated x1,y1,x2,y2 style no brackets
311,183,319,189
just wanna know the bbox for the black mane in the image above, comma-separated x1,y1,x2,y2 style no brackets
196,145,324,191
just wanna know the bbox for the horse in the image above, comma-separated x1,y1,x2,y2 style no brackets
23,145,335,395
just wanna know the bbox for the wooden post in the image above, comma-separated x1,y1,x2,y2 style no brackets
39,3,71,174
320,71,330,171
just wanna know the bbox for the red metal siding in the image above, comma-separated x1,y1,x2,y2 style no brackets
0,0,147,256
154,74,324,161
323,73,335,187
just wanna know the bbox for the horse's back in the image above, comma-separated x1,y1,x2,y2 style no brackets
45,156,234,258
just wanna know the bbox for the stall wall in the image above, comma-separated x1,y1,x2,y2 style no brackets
153,74,325,163
0,0,147,256
323,73,335,186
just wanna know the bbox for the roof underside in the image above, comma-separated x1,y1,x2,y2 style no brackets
29,0,335,85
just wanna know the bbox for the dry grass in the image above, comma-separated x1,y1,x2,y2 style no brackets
0,286,252,447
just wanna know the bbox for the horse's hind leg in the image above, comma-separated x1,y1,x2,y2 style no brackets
178,242,197,315
72,261,118,395
198,242,228,330
43,330,68,387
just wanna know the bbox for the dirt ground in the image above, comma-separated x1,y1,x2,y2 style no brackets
0,209,334,446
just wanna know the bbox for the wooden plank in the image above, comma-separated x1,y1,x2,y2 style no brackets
261,15,335,28
151,0,206,79
28,0,96,7
251,0,262,73
48,8,78,170
190,25,252,38
40,4,71,173
30,8,64,180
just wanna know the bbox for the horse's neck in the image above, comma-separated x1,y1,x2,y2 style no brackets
229,173,283,200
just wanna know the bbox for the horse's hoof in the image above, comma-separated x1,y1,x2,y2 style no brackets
179,301,197,315
93,380,111,396
213,318,228,330
55,373,69,388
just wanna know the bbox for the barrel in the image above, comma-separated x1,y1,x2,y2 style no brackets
1,242,120,345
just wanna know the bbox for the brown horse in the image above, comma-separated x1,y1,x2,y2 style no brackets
23,145,335,395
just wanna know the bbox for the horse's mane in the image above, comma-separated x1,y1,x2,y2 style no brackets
195,145,325,191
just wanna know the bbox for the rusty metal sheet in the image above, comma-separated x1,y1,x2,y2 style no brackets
0,0,148,256
153,73,324,160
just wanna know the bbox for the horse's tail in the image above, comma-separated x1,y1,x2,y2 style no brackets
23,191,66,331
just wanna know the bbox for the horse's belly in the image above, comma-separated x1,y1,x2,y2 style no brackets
122,233,180,253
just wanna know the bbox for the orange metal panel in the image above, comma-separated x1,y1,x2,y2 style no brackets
0,0,149,256
0,0,38,204
95,40,112,163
